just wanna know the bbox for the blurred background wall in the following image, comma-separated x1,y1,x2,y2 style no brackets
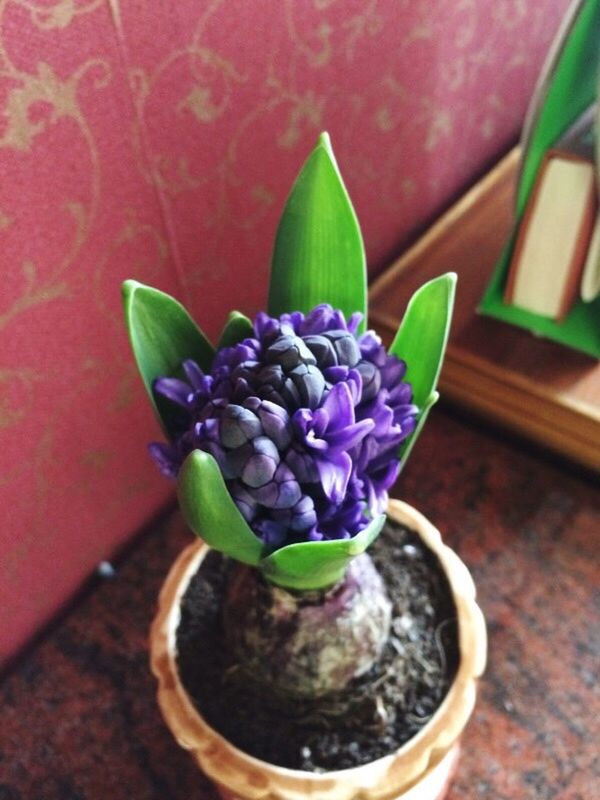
0,0,572,666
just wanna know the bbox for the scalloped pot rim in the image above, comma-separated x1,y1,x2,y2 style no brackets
150,500,487,800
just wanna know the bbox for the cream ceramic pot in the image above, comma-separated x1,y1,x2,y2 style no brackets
150,500,487,800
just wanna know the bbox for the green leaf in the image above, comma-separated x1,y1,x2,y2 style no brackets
389,273,456,406
177,450,264,566
268,132,367,333
217,311,254,349
122,280,215,437
260,514,385,591
389,273,456,461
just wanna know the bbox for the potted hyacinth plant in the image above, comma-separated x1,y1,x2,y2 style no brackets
123,134,486,800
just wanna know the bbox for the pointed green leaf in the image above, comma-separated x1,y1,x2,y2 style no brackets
389,272,456,464
389,273,455,463
122,280,215,436
268,132,367,333
177,450,264,566
389,273,456,406
260,514,385,591
217,310,254,349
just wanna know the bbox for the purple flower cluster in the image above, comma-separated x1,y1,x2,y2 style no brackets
150,305,417,548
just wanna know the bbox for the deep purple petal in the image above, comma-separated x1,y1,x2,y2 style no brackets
292,408,313,437
321,382,354,431
286,447,320,483
311,407,329,437
358,397,393,436
325,418,374,452
381,356,406,386
182,360,207,391
323,365,349,384
400,413,417,439
153,377,192,408
298,304,334,335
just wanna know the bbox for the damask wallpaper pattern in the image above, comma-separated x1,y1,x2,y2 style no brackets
0,0,571,664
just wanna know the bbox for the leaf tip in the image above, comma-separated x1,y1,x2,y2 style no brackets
316,130,341,172
444,271,458,288
318,130,332,150
443,272,457,303
428,390,440,407
182,447,209,474
122,278,139,303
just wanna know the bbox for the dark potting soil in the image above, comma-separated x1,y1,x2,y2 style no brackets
176,519,459,772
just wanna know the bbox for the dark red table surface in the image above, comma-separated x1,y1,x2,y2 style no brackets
1,405,599,800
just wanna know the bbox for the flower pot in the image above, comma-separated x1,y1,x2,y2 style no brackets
150,499,487,800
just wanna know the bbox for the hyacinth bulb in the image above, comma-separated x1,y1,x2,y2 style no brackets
149,304,418,551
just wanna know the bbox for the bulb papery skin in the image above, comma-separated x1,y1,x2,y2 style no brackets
222,554,392,699
150,304,418,549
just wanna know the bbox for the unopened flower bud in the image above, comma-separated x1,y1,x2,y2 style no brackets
241,435,280,488
266,334,316,370
324,330,360,366
290,364,325,408
220,405,262,448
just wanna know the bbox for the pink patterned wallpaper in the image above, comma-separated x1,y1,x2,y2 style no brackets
0,0,571,666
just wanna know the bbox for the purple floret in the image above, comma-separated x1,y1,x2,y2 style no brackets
149,304,418,548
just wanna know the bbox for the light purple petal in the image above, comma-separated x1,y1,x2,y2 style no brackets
346,368,363,405
347,312,362,334
325,418,374,452
316,451,352,503
311,407,329,437
148,442,180,478
305,429,329,452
